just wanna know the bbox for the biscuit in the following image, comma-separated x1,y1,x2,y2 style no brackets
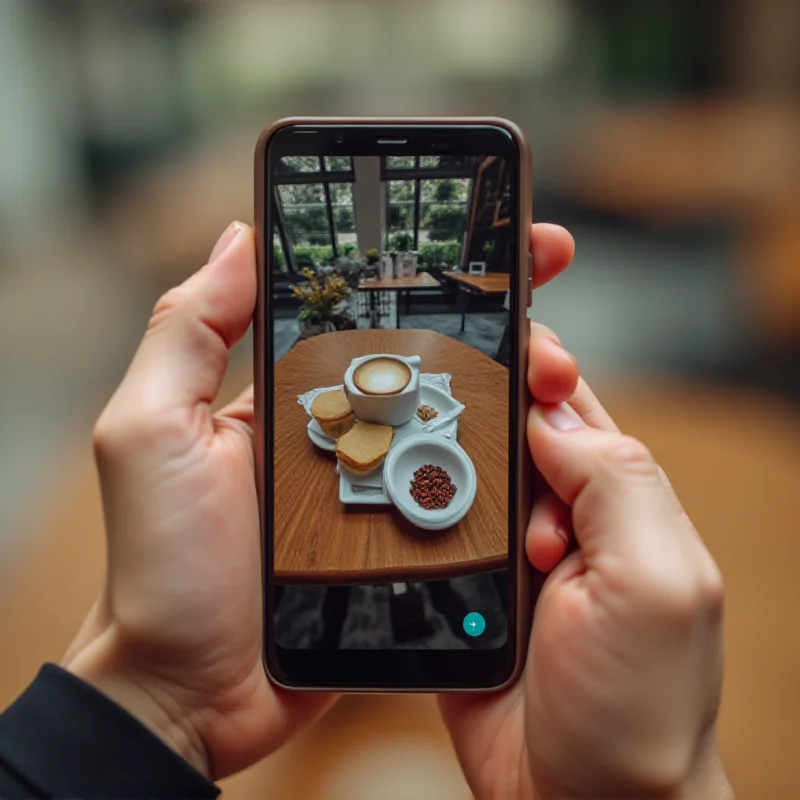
310,390,355,439
336,421,393,476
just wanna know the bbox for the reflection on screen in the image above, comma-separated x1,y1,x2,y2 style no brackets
271,153,514,650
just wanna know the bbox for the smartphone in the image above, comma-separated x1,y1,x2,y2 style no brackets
254,118,533,691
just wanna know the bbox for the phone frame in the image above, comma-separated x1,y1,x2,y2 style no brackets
254,117,533,691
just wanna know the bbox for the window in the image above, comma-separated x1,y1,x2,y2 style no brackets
386,180,415,250
386,156,415,169
419,178,470,243
277,156,320,174
329,182,357,256
273,157,355,270
273,154,478,271
324,156,352,173
382,156,477,262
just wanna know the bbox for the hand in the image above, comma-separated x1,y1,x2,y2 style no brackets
440,226,733,799
63,223,335,779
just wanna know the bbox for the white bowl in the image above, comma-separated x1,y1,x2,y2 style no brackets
383,435,477,531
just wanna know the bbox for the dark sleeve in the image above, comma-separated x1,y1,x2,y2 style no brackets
0,664,219,799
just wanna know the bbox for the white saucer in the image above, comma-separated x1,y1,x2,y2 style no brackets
306,419,337,452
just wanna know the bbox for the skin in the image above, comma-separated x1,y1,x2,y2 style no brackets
63,222,733,798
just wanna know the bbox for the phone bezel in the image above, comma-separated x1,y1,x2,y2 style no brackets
254,118,533,691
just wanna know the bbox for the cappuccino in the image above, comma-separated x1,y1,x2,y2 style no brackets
353,358,411,396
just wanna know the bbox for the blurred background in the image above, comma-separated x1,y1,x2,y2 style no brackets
0,1,798,798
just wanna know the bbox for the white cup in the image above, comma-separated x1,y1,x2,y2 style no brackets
344,354,422,427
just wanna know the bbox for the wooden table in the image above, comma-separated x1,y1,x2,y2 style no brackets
444,272,510,332
357,273,441,328
274,329,508,585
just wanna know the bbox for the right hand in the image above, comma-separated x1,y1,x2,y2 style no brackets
442,320,732,799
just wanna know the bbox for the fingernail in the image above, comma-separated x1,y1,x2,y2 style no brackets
208,222,242,263
555,526,569,545
541,402,584,431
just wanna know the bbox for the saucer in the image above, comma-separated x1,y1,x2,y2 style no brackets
306,419,337,452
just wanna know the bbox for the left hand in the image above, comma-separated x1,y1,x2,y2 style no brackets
63,222,336,779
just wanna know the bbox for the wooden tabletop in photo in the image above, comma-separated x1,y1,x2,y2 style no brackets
444,272,510,294
357,273,441,291
273,329,508,585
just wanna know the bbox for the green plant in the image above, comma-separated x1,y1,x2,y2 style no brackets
388,205,412,231
292,267,350,325
292,245,334,268
418,241,461,268
334,207,355,231
388,232,414,251
426,206,466,241
365,248,380,264
434,179,458,203
273,243,286,270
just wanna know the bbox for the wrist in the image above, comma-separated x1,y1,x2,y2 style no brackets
537,734,733,800
64,632,210,778
682,735,734,800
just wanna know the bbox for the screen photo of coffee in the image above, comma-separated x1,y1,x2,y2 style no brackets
270,154,514,649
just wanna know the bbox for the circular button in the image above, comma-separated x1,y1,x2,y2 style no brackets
462,611,486,637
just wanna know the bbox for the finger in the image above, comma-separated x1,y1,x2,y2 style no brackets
217,384,255,428
567,377,619,433
104,222,256,426
526,490,571,573
527,403,679,557
527,321,579,404
530,223,575,289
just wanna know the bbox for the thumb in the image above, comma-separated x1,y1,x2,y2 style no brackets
109,222,256,424
527,403,681,561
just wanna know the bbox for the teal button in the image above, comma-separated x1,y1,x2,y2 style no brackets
463,612,486,637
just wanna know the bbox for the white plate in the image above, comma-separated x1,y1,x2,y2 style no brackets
306,419,337,452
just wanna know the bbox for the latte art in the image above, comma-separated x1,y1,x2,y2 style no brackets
354,358,411,396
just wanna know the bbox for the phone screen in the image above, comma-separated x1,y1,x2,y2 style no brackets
260,123,525,688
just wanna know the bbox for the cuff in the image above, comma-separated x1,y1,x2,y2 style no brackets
0,664,219,799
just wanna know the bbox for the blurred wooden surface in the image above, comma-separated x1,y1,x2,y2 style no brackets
1,368,798,799
560,102,800,342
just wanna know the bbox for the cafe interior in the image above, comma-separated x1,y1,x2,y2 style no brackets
272,154,513,363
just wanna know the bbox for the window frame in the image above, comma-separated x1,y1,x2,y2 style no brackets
273,156,355,272
382,157,476,253
273,155,477,271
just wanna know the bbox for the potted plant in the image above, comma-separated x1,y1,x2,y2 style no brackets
363,248,380,280
292,267,351,339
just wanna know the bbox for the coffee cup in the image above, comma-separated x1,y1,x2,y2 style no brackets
344,354,422,427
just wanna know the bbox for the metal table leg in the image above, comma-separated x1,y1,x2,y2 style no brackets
456,287,472,332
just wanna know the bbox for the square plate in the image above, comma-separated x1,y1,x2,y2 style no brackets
338,384,459,505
